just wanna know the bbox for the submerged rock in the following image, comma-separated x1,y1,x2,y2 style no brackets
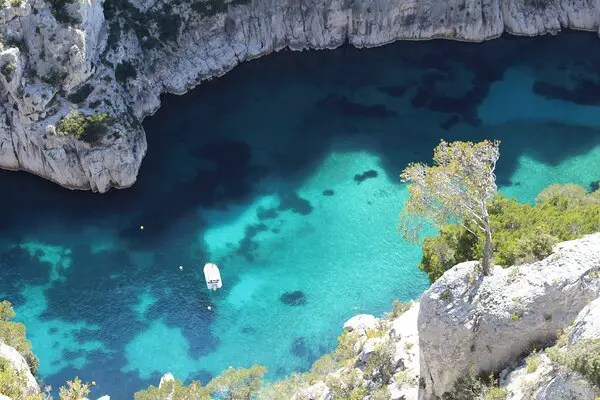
280,290,307,306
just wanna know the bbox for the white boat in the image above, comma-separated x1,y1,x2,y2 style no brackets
203,263,222,291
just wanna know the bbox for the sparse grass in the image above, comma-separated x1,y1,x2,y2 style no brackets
440,288,453,302
387,300,411,319
511,312,522,321
525,352,540,374
485,387,507,400
404,341,414,350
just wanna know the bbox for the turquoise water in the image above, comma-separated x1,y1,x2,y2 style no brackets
1,32,600,398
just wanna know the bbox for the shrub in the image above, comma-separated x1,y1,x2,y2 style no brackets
485,387,507,400
0,301,38,374
387,300,411,319
364,340,396,384
57,111,111,144
547,338,600,386
135,378,210,400
59,377,93,400
0,357,43,400
326,369,364,400
333,331,360,364
9,0,21,7
525,352,540,373
207,365,267,399
420,184,600,282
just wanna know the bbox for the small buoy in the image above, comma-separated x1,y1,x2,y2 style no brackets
140,225,144,230
207,306,212,311
179,265,183,271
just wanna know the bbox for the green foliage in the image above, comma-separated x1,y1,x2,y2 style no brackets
258,373,310,400
155,9,181,42
333,331,360,364
9,0,21,7
57,111,111,144
207,365,267,399
525,352,540,373
420,184,600,282
364,340,396,385
485,387,507,400
0,357,43,400
547,338,600,386
0,300,16,321
439,289,453,302
369,386,391,400
325,368,364,400
441,367,487,400
115,61,137,83
399,139,500,242
386,300,411,319
134,378,210,400
59,377,92,400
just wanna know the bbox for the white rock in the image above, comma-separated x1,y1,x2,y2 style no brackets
568,296,600,345
2,0,600,190
343,314,378,335
291,380,333,400
159,372,175,387
0,342,40,396
97,396,111,400
418,233,600,399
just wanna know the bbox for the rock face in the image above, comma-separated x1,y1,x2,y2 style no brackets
418,233,600,399
2,0,600,191
0,342,40,396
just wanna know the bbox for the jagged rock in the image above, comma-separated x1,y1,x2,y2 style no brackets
97,395,111,400
389,303,420,400
344,314,378,335
0,342,40,396
418,233,600,399
568,296,600,344
2,0,600,190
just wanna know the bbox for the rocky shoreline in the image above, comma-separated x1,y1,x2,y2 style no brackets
1,0,600,191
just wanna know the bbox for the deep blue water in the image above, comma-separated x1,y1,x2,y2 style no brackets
1,31,600,398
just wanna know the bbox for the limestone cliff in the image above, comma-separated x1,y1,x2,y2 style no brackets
1,0,600,191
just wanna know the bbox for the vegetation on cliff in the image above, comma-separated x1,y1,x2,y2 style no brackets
420,183,600,282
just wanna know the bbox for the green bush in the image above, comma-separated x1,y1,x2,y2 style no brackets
386,300,411,319
485,387,507,400
364,340,395,384
0,357,43,400
547,338,600,386
420,184,600,282
59,377,93,400
57,111,111,144
0,301,38,375
525,352,540,373
134,378,210,400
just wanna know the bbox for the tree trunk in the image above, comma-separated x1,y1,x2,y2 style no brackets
482,216,493,276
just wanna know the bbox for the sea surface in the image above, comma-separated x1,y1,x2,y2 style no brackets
1,31,600,398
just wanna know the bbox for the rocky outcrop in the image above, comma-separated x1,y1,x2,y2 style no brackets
2,0,600,191
501,298,600,400
0,341,40,396
418,233,600,399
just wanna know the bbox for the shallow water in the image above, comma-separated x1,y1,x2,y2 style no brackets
1,31,600,398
